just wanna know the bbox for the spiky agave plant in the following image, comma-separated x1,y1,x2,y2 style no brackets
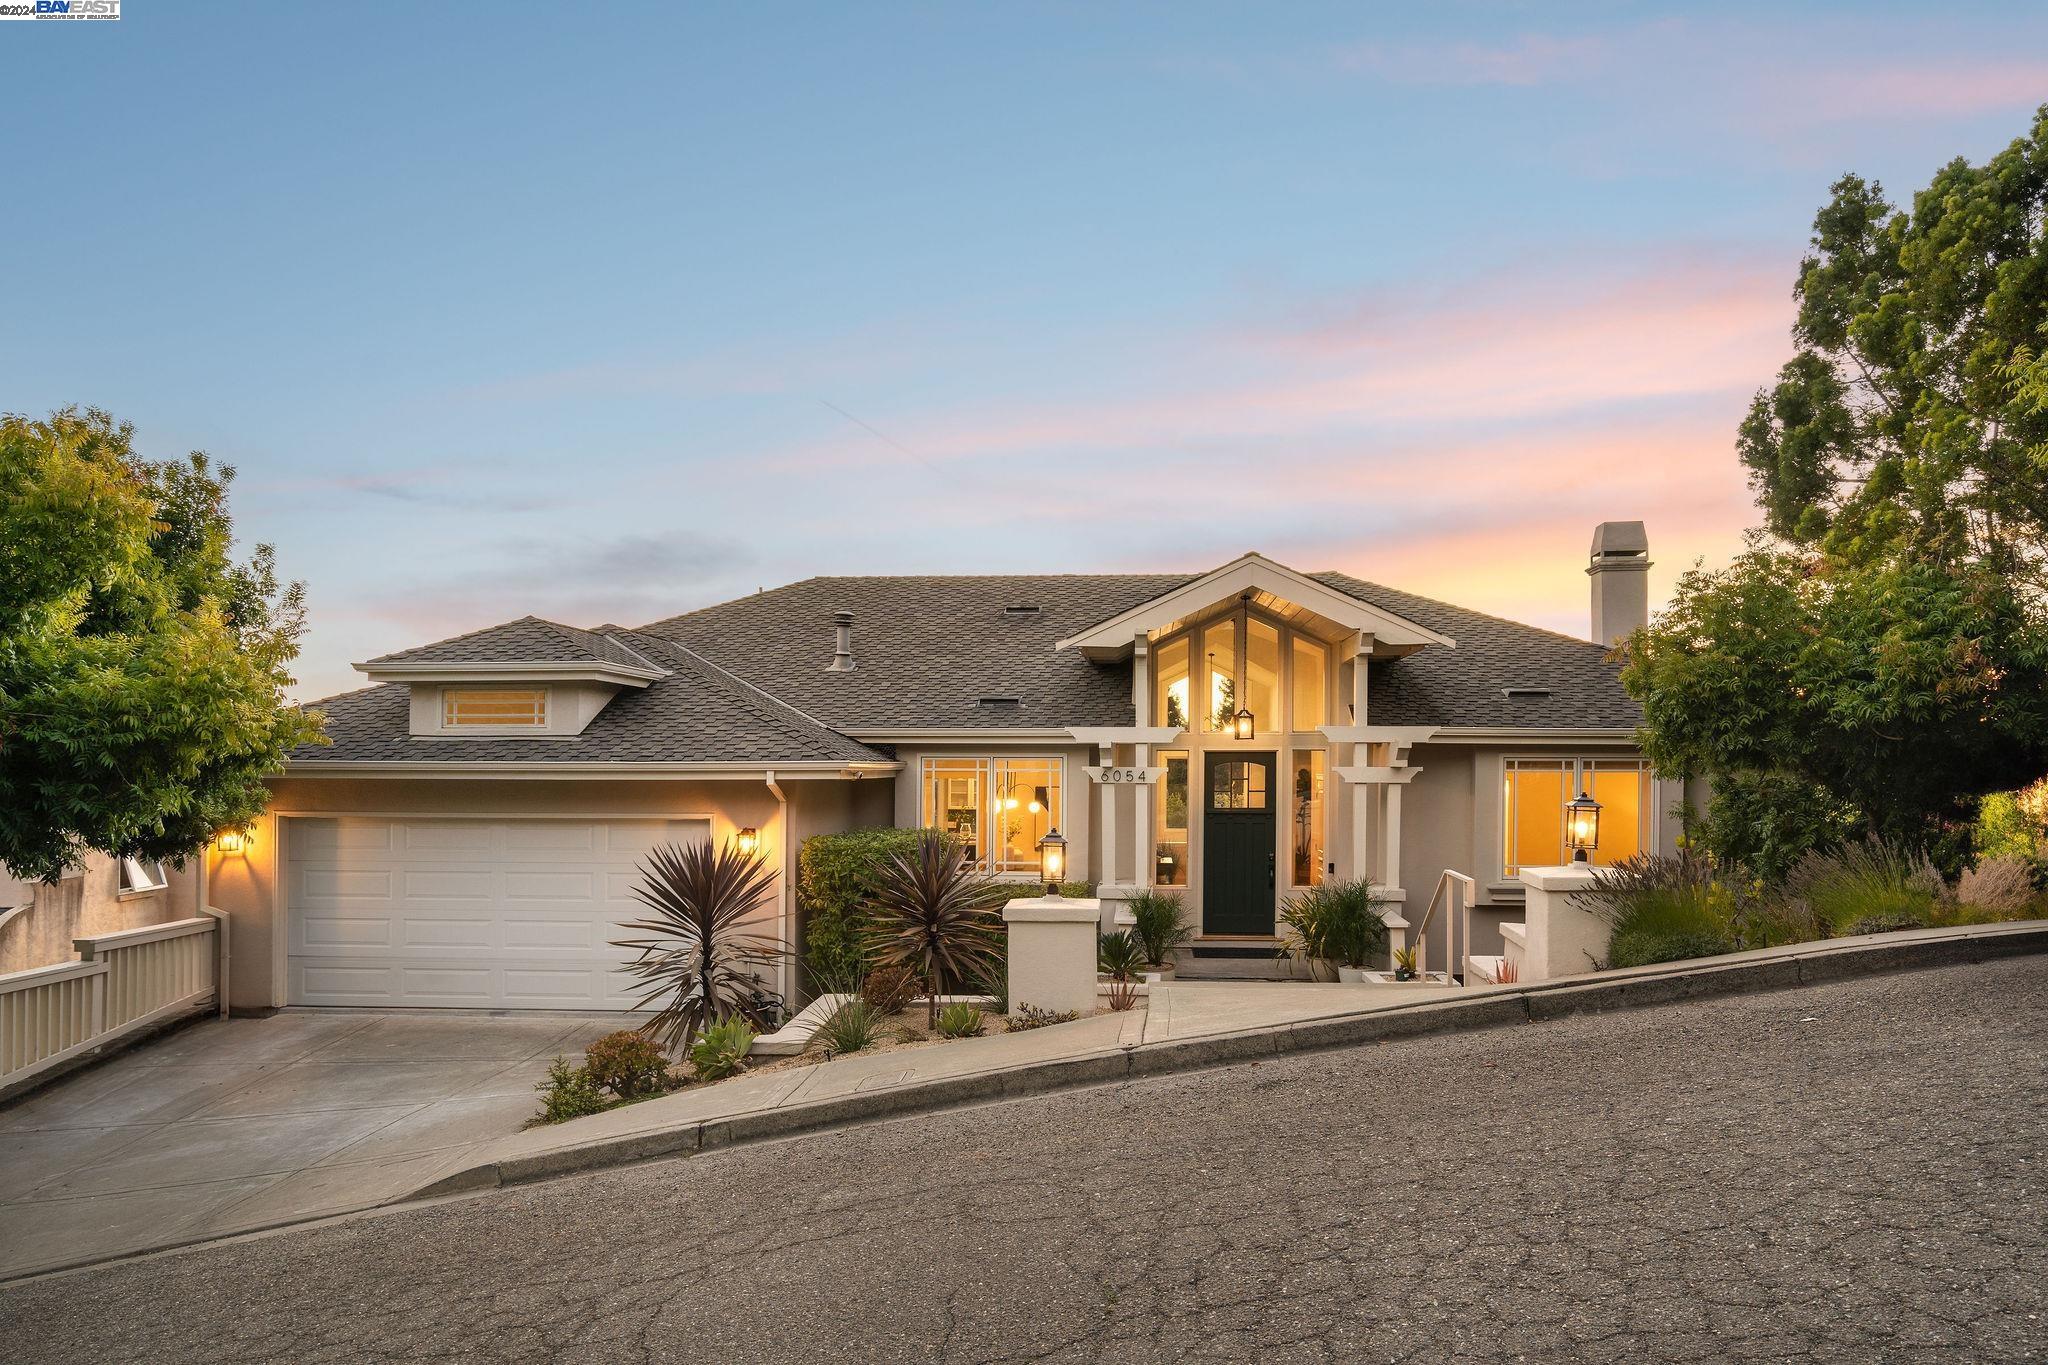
612,840,789,1055
867,828,1003,1029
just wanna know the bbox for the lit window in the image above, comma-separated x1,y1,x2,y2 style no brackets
118,857,169,895
921,757,1063,875
1155,750,1189,886
1155,637,1190,731
1502,758,1650,877
1243,618,1279,730
1202,622,1237,732
442,688,547,728
1290,749,1326,886
1291,636,1327,730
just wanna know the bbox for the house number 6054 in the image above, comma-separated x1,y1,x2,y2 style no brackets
1090,766,1158,784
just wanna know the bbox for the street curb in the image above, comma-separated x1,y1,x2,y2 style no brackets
406,921,2048,1203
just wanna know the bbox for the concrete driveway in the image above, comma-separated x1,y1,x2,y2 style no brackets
0,1010,625,1280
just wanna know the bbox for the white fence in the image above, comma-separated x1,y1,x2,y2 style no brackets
0,911,225,1092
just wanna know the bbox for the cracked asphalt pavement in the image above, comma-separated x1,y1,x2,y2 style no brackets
4,957,2044,1363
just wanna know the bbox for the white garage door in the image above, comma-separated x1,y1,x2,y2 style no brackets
286,817,708,1008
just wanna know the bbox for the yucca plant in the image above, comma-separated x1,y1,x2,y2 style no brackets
612,840,789,1054
866,828,1004,1028
1126,889,1193,968
1097,929,1147,981
814,997,884,1056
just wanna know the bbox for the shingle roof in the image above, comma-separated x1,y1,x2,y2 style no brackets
1312,574,1643,730
644,575,1197,731
300,569,1641,768
645,572,1642,733
297,627,884,765
363,616,660,671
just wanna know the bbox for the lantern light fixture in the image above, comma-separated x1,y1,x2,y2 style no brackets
216,828,251,856
735,827,760,857
1233,706,1255,741
1037,827,1068,896
1566,790,1602,863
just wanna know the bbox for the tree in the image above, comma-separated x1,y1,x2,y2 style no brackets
613,840,789,1053
1625,110,2048,872
0,408,325,881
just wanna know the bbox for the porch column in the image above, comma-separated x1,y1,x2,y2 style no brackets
1131,636,1153,889
1347,634,1373,883
1096,742,1117,890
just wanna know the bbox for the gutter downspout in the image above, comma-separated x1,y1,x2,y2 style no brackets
765,770,793,1009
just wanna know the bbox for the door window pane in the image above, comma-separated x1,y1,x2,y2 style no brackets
1156,750,1189,886
1155,636,1191,731
1211,760,1268,810
1290,750,1326,886
1202,622,1237,732
1243,619,1279,733
1291,636,1327,730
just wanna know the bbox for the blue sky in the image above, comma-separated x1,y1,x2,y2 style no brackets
6,3,2045,699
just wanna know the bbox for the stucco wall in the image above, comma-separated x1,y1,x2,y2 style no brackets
0,854,200,975
212,775,865,1011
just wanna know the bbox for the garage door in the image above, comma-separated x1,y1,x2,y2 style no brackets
286,817,708,1008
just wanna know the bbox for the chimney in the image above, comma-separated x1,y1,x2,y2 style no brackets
1587,521,1650,647
825,610,856,672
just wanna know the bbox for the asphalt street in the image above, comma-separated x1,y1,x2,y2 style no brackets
3,957,2043,1364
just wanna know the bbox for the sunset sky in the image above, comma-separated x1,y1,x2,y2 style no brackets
7,3,2047,700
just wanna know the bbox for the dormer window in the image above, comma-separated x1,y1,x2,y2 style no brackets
442,688,548,729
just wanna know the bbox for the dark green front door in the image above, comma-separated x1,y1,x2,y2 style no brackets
1202,751,1277,935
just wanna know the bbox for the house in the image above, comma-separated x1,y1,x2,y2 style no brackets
203,521,1686,1013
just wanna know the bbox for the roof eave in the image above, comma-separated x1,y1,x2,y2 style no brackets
353,660,668,688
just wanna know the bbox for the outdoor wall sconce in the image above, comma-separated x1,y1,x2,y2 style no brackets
1233,706,1255,741
1566,791,1602,863
1037,827,1067,895
215,828,252,856
736,827,760,857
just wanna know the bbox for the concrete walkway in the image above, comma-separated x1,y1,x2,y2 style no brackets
0,1010,622,1279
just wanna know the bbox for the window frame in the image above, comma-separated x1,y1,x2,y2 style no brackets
918,755,1068,879
439,686,551,733
117,856,170,897
1500,755,1653,879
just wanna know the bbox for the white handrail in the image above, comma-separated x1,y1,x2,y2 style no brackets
1412,869,1477,984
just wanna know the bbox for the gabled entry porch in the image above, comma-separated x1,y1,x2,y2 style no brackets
1058,553,1454,958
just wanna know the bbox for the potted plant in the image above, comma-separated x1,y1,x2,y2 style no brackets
1276,884,1341,980
1126,889,1192,977
1324,880,1392,982
1390,944,1419,982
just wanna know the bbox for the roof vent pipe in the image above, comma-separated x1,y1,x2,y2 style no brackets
826,611,856,672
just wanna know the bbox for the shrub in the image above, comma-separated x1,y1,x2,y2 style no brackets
613,839,789,1053
860,961,919,1016
1608,927,1739,969
1097,929,1146,981
1279,879,1390,973
798,827,937,989
1009,1003,1080,1030
1586,851,1744,969
689,1019,757,1081
814,997,884,1056
1782,839,1944,936
532,1057,609,1126
1126,889,1192,968
1277,888,1339,975
1955,855,2038,916
866,829,1004,1028
1054,880,1094,899
1689,772,1862,883
582,1030,674,1100
1103,978,1141,1011
935,1001,986,1038
975,958,1009,1014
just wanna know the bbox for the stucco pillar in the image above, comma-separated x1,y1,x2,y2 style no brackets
1096,744,1117,890
1131,636,1152,890
1516,865,1611,981
1003,896,1102,1015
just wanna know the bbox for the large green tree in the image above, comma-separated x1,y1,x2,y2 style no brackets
0,408,325,881
1625,109,2048,870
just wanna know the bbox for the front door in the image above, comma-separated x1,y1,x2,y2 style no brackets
1202,751,1277,935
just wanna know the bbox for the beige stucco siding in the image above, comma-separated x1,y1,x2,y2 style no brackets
211,774,866,1011
0,855,201,975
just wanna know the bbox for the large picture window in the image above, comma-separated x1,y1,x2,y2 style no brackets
1502,757,1651,877
1290,750,1326,886
921,757,1064,875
